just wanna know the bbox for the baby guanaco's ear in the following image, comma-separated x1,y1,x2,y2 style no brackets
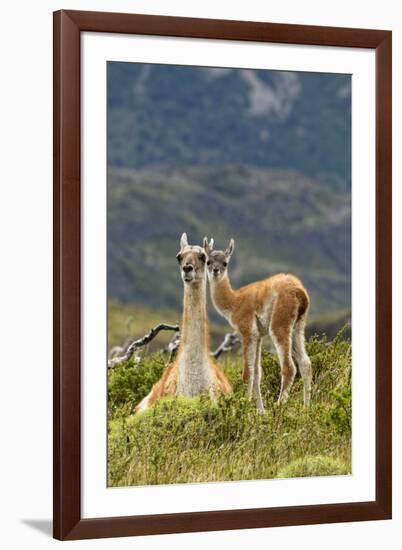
180,232,188,250
225,238,234,258
203,236,214,254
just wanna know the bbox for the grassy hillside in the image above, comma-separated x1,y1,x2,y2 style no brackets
108,331,351,486
108,165,350,319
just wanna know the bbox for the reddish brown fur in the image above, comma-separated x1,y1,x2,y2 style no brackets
205,238,312,410
213,273,309,381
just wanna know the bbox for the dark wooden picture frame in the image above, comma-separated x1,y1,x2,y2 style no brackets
53,9,392,541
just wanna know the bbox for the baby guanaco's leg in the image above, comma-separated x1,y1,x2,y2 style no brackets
270,300,298,405
253,338,265,413
293,314,312,406
242,334,258,398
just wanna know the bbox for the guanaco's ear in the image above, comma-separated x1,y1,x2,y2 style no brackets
225,238,234,258
180,232,188,250
203,236,214,255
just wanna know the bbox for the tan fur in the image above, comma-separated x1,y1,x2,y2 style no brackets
135,235,232,413
205,238,312,411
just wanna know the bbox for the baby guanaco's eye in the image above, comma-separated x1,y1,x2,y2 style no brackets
207,260,212,266
223,261,228,268
176,253,183,263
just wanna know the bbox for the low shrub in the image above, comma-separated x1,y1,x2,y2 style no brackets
277,455,350,478
108,352,165,413
108,331,352,486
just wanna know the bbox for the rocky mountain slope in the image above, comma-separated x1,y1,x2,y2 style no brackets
107,63,351,191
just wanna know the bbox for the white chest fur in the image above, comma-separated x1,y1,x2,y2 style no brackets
176,283,212,397
219,306,235,329
176,350,212,397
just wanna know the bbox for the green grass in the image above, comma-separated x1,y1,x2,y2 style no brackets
277,455,350,478
108,330,351,487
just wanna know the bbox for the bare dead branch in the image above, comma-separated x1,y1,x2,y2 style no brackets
108,321,240,369
211,332,241,359
108,323,179,368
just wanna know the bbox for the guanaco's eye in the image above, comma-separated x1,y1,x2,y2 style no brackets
176,253,183,263
199,253,206,263
207,260,212,266
223,261,228,268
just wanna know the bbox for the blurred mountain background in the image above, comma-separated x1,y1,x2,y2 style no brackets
107,63,351,345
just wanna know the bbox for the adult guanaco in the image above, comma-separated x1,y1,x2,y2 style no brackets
135,233,232,412
204,237,312,413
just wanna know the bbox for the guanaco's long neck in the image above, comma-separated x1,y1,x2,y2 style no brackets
177,278,211,397
210,273,237,317
180,279,209,350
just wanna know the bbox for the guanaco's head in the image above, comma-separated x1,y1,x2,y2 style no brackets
176,232,207,285
203,237,234,283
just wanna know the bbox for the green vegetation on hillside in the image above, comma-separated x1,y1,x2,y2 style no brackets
108,331,351,486
107,166,351,320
